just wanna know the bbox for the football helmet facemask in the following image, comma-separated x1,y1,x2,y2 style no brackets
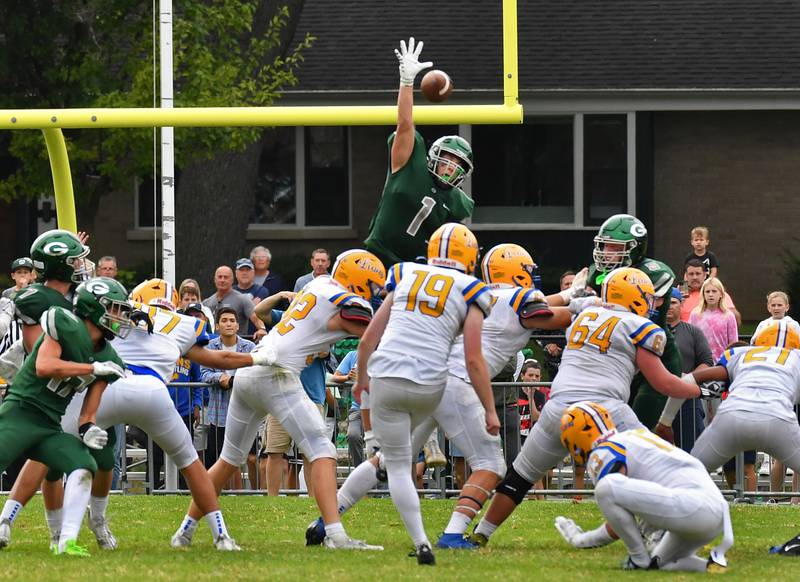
129,278,179,311
427,223,479,275
592,214,648,273
427,135,474,189
331,249,387,301
560,401,615,466
74,277,133,340
30,229,94,283
481,243,538,288
751,320,800,350
601,267,655,318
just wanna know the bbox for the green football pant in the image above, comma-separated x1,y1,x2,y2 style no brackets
0,400,97,477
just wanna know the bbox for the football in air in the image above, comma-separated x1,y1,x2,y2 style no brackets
421,70,454,103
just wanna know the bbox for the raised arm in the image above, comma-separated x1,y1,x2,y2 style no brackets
391,38,432,173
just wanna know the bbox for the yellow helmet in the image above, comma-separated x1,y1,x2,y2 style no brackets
129,278,179,311
751,320,800,350
331,249,386,301
560,402,615,465
427,223,479,274
601,267,655,318
481,243,537,288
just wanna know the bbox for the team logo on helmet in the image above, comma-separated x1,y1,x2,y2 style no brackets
86,279,112,296
42,241,70,256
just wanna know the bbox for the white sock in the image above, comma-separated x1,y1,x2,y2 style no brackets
177,514,199,539
474,518,498,538
574,523,615,548
45,508,63,536
0,500,23,525
386,464,429,547
324,521,345,538
204,510,229,539
89,495,109,520
444,511,473,535
58,469,92,551
337,460,379,515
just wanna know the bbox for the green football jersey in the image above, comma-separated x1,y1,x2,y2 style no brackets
364,131,474,266
13,283,71,326
7,307,124,423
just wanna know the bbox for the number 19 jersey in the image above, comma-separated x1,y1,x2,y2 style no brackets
369,263,492,385
552,306,666,403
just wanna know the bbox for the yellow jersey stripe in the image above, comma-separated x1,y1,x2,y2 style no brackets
630,323,660,344
462,281,487,303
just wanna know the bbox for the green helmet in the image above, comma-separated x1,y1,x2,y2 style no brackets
427,135,474,189
593,214,648,273
73,277,133,340
30,229,94,283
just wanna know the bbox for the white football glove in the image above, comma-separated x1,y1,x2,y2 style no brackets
250,345,277,367
395,37,433,86
699,380,727,400
554,516,585,547
80,423,108,450
364,430,379,456
91,360,126,379
558,267,589,304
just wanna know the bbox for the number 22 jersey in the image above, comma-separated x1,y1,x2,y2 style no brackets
368,263,492,385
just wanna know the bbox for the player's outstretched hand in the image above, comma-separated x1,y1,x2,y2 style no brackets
559,267,590,303
554,516,584,547
80,423,108,450
395,37,433,86
92,360,126,379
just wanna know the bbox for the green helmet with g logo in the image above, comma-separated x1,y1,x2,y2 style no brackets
30,229,94,283
73,277,133,339
593,214,648,273
427,135,474,189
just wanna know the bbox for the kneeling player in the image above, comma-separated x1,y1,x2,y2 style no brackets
555,402,733,572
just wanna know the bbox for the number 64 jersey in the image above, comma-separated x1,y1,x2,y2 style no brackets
368,263,493,386
552,306,666,403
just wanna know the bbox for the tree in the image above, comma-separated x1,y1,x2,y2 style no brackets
0,0,312,282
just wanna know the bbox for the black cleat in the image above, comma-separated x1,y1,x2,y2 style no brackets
770,534,800,556
416,543,436,565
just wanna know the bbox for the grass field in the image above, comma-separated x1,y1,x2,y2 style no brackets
2,495,798,580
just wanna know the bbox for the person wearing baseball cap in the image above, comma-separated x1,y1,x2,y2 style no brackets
3,258,35,299
233,258,269,337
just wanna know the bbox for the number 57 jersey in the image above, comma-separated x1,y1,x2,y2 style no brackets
368,263,492,385
552,306,665,403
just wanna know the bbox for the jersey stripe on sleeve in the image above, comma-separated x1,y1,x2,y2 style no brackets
509,288,532,314
593,441,628,481
462,280,489,305
386,263,403,293
629,322,661,345
330,292,361,307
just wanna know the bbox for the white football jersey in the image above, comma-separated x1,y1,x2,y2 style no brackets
369,263,492,385
448,286,534,381
112,304,211,383
587,428,716,492
253,275,372,374
717,345,800,422
551,306,666,402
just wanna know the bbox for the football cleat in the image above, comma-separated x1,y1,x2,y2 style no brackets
89,515,118,550
435,532,478,550
0,518,11,549
707,554,728,573
423,435,447,468
53,539,91,557
214,534,241,551
305,517,325,546
170,529,193,549
466,530,489,548
770,533,800,556
621,556,658,570
416,543,436,565
323,533,383,551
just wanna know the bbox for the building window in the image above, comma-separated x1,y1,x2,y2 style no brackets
583,114,628,226
250,126,351,228
471,118,574,224
136,175,163,229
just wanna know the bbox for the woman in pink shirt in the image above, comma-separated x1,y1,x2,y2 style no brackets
689,277,738,362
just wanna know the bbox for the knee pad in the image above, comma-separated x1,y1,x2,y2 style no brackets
495,467,533,505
